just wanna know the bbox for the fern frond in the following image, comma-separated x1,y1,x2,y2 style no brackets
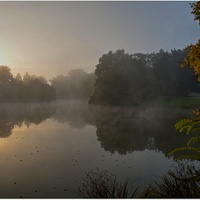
174,154,200,161
190,128,200,133
187,136,200,146
170,110,200,161
175,119,194,133
186,122,197,134
169,146,200,156
175,119,200,134
175,119,192,129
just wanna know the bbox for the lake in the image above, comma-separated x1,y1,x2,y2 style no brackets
0,100,197,197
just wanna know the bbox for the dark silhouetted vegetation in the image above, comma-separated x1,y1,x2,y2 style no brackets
169,107,200,160
1,48,199,105
182,2,200,80
78,168,138,198
78,163,200,198
89,49,199,106
169,2,200,162
0,66,56,102
50,69,95,100
143,163,200,198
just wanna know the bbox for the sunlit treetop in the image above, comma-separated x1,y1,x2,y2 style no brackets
191,1,200,25
182,40,200,81
182,2,200,81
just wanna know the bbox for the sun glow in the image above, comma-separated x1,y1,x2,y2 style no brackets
0,50,8,66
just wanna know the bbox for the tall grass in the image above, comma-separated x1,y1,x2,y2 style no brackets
77,168,138,198
143,163,200,198
78,163,200,198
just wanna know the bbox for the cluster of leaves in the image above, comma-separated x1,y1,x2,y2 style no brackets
0,66,56,102
77,168,137,198
170,2,200,161
89,49,199,106
182,41,200,81
191,1,200,24
169,108,200,160
175,108,200,135
182,2,200,80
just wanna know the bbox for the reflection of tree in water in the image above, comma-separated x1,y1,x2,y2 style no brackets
0,101,192,159
0,101,95,138
19,103,56,127
91,106,192,156
93,108,150,154
0,121,16,138
52,100,95,128
0,103,56,138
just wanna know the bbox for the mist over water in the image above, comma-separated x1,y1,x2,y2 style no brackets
0,40,199,198
0,100,195,197
0,1,199,197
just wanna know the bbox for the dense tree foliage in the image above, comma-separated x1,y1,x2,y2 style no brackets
169,2,200,161
50,69,96,100
0,66,56,102
182,2,200,80
89,49,199,106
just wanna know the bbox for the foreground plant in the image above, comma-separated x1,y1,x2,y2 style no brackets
169,108,200,160
77,168,137,198
143,163,200,198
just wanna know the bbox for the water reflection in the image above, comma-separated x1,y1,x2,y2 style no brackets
0,103,56,137
90,105,192,156
0,101,196,197
0,101,94,138
52,100,95,128
0,101,193,158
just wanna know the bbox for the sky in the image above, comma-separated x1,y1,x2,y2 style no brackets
0,1,199,79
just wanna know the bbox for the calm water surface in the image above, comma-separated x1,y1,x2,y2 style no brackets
0,100,197,197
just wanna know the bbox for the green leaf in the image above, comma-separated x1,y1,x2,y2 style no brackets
187,136,200,146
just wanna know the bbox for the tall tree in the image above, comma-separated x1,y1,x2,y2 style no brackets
0,66,55,102
89,49,199,106
0,66,14,85
169,2,200,161
89,50,135,105
182,2,200,81
15,73,22,83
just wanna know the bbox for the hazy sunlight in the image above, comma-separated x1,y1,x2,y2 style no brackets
0,50,7,66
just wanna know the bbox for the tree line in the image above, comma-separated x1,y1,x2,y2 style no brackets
0,48,199,103
0,66,96,102
50,69,95,100
0,66,56,102
89,49,200,106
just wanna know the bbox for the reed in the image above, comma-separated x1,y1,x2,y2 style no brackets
77,168,138,198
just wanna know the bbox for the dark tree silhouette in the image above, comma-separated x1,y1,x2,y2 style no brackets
0,66,56,102
89,49,199,106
